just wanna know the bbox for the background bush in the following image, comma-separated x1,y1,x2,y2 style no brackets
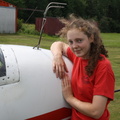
5,0,120,33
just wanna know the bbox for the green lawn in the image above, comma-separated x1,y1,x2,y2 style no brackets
0,33,59,49
101,33,120,120
0,32,120,120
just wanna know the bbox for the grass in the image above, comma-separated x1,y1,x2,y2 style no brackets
0,33,60,49
101,33,120,89
101,33,120,120
0,24,120,120
101,33,120,48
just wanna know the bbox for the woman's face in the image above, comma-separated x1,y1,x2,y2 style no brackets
67,29,93,59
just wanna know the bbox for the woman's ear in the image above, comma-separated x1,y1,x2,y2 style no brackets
89,35,94,43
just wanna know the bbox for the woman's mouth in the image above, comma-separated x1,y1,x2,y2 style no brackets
74,49,82,53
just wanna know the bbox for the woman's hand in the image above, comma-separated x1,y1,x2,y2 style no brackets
51,41,69,79
61,74,73,102
52,55,68,79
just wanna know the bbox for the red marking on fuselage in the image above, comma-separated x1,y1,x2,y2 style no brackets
26,107,71,120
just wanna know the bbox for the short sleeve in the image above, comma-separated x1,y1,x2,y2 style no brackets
67,47,76,62
93,59,115,100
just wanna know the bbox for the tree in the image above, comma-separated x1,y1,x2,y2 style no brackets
4,0,120,32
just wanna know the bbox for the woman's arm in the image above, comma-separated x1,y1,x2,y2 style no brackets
50,41,69,79
62,74,108,119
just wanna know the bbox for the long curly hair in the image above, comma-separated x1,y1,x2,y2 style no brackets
58,14,108,76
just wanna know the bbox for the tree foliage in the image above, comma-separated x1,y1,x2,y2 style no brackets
5,0,120,32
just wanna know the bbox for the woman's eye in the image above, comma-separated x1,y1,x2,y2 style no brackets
77,39,83,43
68,41,73,44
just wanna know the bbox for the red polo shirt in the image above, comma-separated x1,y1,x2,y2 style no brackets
67,47,115,120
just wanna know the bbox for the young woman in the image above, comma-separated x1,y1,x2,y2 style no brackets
50,15,115,120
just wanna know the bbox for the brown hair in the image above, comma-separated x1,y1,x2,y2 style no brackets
58,14,108,76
